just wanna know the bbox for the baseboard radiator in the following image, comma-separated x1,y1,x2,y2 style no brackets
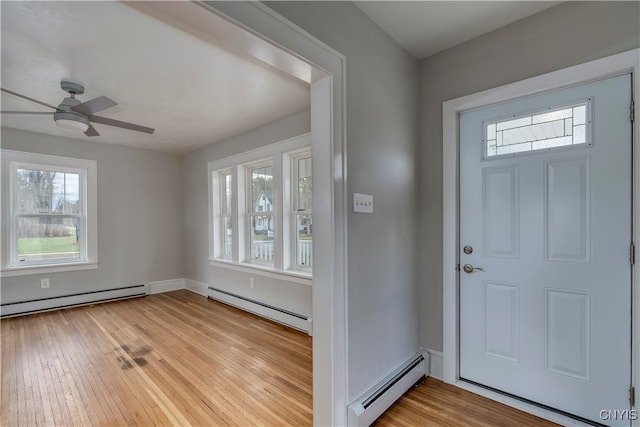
348,353,427,426
1,284,148,318
206,286,312,335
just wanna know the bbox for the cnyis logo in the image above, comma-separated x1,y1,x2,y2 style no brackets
599,409,638,421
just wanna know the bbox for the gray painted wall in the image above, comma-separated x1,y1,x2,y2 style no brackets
419,1,640,352
266,2,420,400
182,110,313,317
6,0,634,411
0,127,183,303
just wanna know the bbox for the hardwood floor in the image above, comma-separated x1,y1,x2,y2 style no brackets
374,377,559,427
1,290,312,426
2,289,557,426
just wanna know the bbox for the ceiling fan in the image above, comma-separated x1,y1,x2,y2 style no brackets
1,81,155,136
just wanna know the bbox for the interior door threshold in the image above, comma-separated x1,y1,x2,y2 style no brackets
458,378,606,427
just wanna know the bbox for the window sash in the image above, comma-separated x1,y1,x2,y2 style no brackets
247,162,274,215
15,214,83,265
218,170,233,260
249,213,275,265
290,150,312,270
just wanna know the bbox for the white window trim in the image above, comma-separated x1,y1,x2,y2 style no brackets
208,133,312,279
1,149,98,276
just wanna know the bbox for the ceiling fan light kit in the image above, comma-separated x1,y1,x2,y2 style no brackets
1,80,155,137
54,89,90,132
54,112,90,132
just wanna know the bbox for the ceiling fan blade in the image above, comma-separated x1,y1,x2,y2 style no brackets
84,124,100,137
1,88,58,111
89,115,154,134
72,96,117,115
1,111,54,115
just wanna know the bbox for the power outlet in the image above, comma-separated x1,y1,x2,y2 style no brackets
40,278,50,289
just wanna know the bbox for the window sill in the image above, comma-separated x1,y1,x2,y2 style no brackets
208,259,312,286
2,262,98,277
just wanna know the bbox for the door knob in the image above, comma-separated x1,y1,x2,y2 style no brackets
462,264,485,273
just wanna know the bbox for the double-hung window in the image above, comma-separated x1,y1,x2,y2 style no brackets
220,170,233,260
2,150,97,275
208,134,312,278
291,150,312,270
248,162,275,266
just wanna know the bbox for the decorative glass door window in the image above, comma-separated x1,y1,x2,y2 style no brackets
484,101,590,158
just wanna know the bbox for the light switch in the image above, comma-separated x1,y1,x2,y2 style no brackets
353,193,373,214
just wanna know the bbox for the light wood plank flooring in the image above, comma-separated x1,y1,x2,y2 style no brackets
2,290,312,426
375,377,559,427
2,290,558,426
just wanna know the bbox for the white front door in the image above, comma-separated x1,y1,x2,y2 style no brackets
459,74,632,424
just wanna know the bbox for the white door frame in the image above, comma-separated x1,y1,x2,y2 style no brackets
443,49,639,425
172,2,349,425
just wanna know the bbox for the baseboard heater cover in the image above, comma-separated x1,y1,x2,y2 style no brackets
206,286,312,335
1,284,148,318
348,353,426,426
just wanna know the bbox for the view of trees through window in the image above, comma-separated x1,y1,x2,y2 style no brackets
15,168,81,262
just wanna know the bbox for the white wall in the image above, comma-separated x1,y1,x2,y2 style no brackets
418,1,640,353
0,127,183,303
182,110,313,317
265,1,420,400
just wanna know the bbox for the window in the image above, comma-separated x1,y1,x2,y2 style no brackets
248,162,275,266
220,170,233,260
291,150,312,270
484,101,590,158
208,134,312,278
2,150,97,275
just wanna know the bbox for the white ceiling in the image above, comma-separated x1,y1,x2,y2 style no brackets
0,1,310,154
355,1,561,59
1,1,561,154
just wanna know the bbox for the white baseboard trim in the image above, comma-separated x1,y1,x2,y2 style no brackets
425,348,444,380
144,278,208,296
184,278,208,296
147,278,186,294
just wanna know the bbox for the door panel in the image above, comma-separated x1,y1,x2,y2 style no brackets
459,74,632,424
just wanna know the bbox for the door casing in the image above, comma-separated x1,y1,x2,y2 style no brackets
442,48,640,426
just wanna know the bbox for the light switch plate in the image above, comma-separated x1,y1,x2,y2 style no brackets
353,193,373,213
